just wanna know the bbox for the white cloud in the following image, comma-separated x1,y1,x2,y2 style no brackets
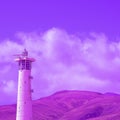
2,80,16,94
1,28,120,104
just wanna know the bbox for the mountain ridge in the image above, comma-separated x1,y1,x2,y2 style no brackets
0,90,120,120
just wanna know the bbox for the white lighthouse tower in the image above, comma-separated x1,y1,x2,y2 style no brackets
15,49,35,120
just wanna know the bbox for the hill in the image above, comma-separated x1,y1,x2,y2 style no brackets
0,90,120,120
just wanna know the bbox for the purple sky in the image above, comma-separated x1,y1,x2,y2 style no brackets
0,1,120,105
0,1,120,39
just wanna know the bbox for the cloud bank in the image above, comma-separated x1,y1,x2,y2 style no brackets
0,28,120,105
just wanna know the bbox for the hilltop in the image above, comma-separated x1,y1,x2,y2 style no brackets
0,90,120,120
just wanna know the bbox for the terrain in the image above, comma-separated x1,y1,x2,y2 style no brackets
0,90,120,120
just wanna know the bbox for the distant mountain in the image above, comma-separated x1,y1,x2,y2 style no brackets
0,90,120,120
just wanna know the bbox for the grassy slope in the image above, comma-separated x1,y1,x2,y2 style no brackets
0,90,120,120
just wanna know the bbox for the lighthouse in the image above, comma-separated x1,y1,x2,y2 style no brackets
15,49,35,120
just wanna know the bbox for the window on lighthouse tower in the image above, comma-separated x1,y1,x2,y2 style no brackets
26,60,31,70
19,60,31,70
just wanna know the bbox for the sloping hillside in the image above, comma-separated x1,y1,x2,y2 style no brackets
0,90,120,120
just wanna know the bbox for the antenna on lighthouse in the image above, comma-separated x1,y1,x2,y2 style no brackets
15,49,35,120
22,48,28,57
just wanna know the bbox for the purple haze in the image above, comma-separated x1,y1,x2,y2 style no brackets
0,1,120,105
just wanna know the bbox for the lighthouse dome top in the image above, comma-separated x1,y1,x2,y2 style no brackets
14,49,35,62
